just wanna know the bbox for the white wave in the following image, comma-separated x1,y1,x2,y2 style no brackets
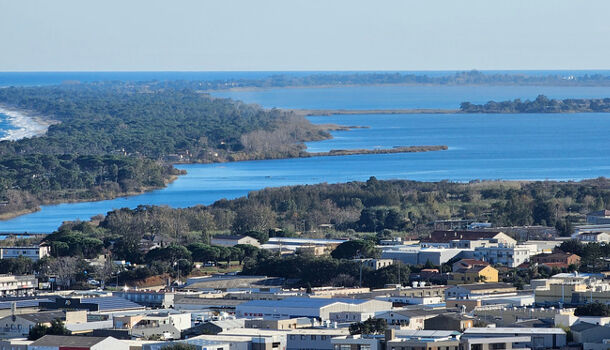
0,105,53,141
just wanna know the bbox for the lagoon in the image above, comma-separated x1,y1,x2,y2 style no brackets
1,83,610,232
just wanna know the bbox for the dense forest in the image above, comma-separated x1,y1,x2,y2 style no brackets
0,83,329,218
460,95,610,113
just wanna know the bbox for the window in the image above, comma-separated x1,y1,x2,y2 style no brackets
360,345,371,350
340,345,351,350
311,335,316,340
491,343,506,350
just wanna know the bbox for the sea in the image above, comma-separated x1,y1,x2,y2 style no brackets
0,71,610,232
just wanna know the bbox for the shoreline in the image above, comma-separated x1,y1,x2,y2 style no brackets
288,108,458,116
0,174,180,223
0,104,56,141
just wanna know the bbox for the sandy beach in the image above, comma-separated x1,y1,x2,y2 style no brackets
0,105,55,141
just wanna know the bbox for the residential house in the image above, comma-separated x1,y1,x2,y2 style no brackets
530,252,581,269
423,313,474,331
0,275,37,296
353,258,394,270
377,308,444,329
448,265,499,285
452,259,489,272
473,244,536,267
210,235,260,247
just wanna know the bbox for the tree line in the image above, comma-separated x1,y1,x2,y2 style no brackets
460,95,610,113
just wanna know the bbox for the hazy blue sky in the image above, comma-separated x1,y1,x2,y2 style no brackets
1,0,609,71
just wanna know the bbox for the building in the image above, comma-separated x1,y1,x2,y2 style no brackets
534,280,610,306
530,252,581,269
329,311,375,324
0,310,87,338
448,265,498,285
570,322,610,345
39,296,145,312
287,328,350,350
460,336,532,350
235,297,392,321
245,317,315,330
142,339,231,350
377,309,444,329
424,313,474,331
462,327,567,349
576,231,610,244
29,335,128,350
587,210,610,224
331,334,382,350
185,319,245,336
0,245,50,261
381,246,470,265
113,290,175,308
112,310,192,339
445,283,517,299
210,235,260,247
473,244,536,267
452,259,489,272
0,275,37,296
353,258,394,270
473,305,571,327
420,230,516,249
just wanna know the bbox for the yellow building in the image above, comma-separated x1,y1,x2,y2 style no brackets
448,265,499,285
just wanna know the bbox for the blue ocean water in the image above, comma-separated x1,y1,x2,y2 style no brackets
0,72,610,232
0,112,16,138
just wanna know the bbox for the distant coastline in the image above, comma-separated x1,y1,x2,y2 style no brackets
0,104,55,141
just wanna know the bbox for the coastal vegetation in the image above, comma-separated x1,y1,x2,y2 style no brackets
151,70,610,90
460,95,610,113
0,83,448,220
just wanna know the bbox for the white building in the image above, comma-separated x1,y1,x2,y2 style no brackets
473,244,536,267
210,235,260,247
0,245,50,261
0,274,37,296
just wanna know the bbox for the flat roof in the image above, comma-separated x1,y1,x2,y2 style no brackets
238,297,375,309
463,327,565,335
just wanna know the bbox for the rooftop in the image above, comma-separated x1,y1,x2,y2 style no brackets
463,327,566,335
18,311,67,324
422,231,502,243
448,283,515,291
239,297,373,309
30,335,110,347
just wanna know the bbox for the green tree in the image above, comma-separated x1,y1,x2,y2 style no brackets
349,318,387,335
331,240,379,259
28,319,69,340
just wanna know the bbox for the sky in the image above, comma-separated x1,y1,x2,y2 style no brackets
1,0,609,71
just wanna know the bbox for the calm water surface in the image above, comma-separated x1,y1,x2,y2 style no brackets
1,80,610,232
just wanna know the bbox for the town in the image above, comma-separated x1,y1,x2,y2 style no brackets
0,209,607,350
